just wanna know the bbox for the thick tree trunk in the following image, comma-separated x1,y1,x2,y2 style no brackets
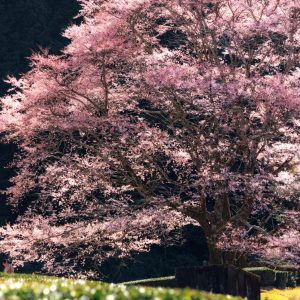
223,251,248,267
207,242,248,266
207,241,223,265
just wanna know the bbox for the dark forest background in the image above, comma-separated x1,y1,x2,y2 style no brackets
0,0,206,281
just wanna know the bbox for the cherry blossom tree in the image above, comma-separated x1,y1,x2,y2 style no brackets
0,0,299,276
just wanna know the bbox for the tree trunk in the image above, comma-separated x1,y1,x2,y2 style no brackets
223,251,248,267
207,241,223,265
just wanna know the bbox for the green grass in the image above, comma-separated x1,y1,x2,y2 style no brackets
0,272,244,300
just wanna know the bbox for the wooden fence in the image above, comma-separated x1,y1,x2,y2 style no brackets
176,265,260,300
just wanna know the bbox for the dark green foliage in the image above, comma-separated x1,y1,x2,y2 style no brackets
287,273,297,288
243,267,299,289
273,265,300,286
243,267,276,286
274,271,288,289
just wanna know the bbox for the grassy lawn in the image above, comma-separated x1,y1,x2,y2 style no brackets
0,273,243,300
261,287,300,300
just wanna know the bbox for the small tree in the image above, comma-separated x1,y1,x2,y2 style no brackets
0,0,299,276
